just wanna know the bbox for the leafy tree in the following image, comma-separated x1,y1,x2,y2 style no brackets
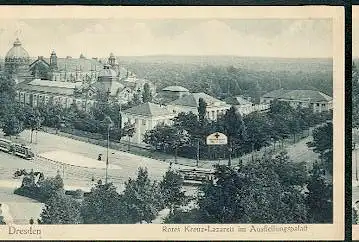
353,207,358,224
0,74,16,123
142,83,152,103
218,106,246,165
2,113,23,137
81,181,127,224
143,124,189,162
122,121,135,151
38,174,64,202
243,112,272,152
122,167,162,223
307,122,333,175
40,191,82,224
305,162,333,223
197,153,308,223
197,98,207,125
159,169,186,212
25,108,43,143
131,92,142,106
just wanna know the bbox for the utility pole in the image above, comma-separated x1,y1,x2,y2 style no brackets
355,143,358,181
106,123,110,184
228,142,232,167
104,116,113,184
196,139,200,167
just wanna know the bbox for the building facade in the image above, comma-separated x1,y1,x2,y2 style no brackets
4,38,155,110
167,92,231,121
121,102,176,145
260,89,333,113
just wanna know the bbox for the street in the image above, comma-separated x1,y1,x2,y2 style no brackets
0,129,197,224
0,128,322,224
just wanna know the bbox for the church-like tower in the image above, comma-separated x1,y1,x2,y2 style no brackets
50,50,58,70
108,53,116,67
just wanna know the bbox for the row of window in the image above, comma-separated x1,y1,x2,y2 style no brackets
17,91,96,110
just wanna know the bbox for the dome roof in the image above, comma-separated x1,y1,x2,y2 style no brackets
5,38,30,60
162,85,189,92
99,65,117,78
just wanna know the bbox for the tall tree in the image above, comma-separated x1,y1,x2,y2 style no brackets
26,108,43,143
122,167,162,223
142,83,152,103
305,162,333,223
81,181,127,224
307,122,333,175
197,98,207,125
197,153,308,223
0,74,16,123
38,174,64,202
159,169,186,212
2,113,23,137
40,191,82,224
218,106,246,166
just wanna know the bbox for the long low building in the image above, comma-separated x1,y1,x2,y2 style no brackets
260,89,333,113
121,102,176,145
168,92,231,121
15,79,96,110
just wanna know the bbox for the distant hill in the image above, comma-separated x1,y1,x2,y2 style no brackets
114,55,333,102
117,55,333,74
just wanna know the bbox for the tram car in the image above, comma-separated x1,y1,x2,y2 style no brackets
12,143,35,160
0,138,13,153
178,168,215,186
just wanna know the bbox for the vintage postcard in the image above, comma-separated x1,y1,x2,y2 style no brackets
0,6,344,240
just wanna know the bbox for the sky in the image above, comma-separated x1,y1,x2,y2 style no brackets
0,19,332,58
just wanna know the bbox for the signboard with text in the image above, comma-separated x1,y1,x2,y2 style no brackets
206,132,228,145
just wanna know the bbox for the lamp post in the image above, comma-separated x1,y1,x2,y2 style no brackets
354,143,358,182
104,116,113,184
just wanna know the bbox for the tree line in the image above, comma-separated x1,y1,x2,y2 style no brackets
121,60,333,103
0,75,158,142
16,148,332,224
143,98,332,165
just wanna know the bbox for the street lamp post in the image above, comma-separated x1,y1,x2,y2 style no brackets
105,123,110,184
355,143,358,182
104,116,113,184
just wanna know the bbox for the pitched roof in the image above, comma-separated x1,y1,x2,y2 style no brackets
123,102,173,117
169,92,227,107
224,96,252,106
162,86,189,92
41,57,103,72
279,90,332,102
17,79,82,96
262,88,290,98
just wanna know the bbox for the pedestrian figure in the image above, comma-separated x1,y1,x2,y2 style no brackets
29,218,34,225
98,154,102,161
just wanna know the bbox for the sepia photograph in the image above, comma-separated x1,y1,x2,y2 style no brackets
0,6,344,240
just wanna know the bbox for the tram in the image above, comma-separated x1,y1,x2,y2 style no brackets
12,143,35,160
0,138,13,153
178,168,214,185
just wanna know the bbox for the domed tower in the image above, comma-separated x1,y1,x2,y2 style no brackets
4,38,30,75
50,50,58,70
108,53,116,67
97,64,118,94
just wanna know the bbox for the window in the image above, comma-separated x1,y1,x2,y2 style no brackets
321,103,325,107
316,103,320,107
142,119,146,125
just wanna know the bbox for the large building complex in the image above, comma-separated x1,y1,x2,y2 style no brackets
260,88,333,113
2,38,155,109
